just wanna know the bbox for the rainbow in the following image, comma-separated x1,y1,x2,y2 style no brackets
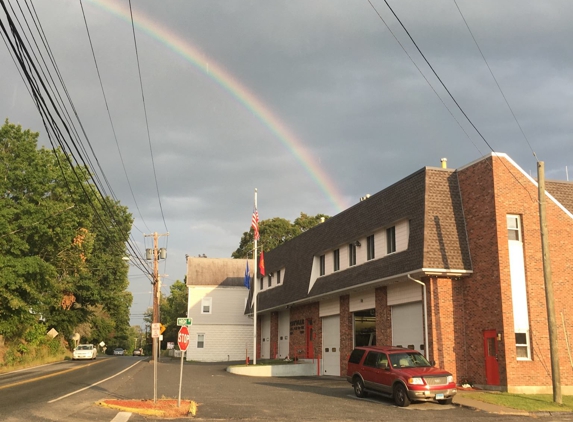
87,0,348,212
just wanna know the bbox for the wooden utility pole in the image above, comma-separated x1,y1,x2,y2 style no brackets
538,161,561,404
144,231,168,404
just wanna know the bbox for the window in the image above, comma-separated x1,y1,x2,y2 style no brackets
197,333,204,349
333,249,340,271
259,277,263,291
348,243,356,266
507,215,522,241
201,297,212,314
267,275,271,287
363,351,379,368
386,226,396,254
515,331,531,360
367,235,375,260
319,255,325,276
277,270,281,285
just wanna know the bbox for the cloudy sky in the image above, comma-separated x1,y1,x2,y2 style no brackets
2,0,572,326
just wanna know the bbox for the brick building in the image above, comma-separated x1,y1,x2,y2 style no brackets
248,153,573,393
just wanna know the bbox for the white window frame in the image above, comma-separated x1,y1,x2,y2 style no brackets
333,249,340,271
348,243,356,267
277,269,281,285
386,226,396,254
507,215,522,241
201,297,212,314
197,333,205,349
367,235,375,260
515,330,531,360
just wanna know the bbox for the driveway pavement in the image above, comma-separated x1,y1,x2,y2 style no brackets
117,359,571,421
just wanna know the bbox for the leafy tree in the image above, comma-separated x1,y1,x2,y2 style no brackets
231,212,329,258
160,280,188,344
0,120,133,347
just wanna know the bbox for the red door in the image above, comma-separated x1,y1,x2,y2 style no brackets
483,330,500,385
306,318,314,358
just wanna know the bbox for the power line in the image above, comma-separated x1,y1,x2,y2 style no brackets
453,0,538,162
128,0,168,232
368,0,537,202
78,0,151,234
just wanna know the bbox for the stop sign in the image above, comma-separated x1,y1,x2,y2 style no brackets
178,325,190,351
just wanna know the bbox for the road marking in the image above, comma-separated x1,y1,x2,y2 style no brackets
0,359,106,390
0,361,61,376
48,361,141,403
111,411,132,421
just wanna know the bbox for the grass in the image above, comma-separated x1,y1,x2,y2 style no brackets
458,391,573,412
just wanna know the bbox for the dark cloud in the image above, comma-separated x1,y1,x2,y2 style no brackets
2,0,572,325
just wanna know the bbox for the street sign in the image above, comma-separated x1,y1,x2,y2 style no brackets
160,323,166,334
178,326,190,351
177,318,193,326
151,322,161,338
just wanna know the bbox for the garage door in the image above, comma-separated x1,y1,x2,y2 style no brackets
392,301,424,353
278,311,289,358
322,315,340,376
261,315,271,359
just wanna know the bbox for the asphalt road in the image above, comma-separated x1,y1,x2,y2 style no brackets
1,357,572,421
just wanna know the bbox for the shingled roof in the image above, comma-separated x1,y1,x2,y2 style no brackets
546,180,573,215
187,257,253,287
251,166,472,313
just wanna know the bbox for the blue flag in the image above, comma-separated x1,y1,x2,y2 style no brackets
244,260,250,289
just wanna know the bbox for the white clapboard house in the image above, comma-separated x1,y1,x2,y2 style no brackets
185,257,254,362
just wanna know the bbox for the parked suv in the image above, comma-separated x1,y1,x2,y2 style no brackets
347,346,457,407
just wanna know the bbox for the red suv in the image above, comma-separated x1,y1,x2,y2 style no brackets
346,346,457,407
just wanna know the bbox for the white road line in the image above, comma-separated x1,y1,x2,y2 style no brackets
111,412,132,422
48,361,141,403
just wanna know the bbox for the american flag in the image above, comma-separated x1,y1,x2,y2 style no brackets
251,208,260,240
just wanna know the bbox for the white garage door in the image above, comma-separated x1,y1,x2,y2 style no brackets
392,301,424,353
322,315,340,376
278,311,289,358
261,315,271,359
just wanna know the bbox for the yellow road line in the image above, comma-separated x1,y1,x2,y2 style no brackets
0,359,106,390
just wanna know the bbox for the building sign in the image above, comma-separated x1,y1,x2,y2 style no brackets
290,319,305,335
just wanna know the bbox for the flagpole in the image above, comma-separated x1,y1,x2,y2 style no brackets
253,188,258,365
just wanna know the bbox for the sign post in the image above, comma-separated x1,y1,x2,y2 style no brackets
177,325,190,407
151,322,161,403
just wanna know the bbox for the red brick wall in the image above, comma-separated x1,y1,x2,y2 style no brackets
270,311,279,359
426,276,467,384
456,157,507,387
457,155,573,389
490,156,573,388
375,286,392,345
288,303,320,360
340,295,352,375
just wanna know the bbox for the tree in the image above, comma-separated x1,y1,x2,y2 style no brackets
231,212,330,258
0,120,133,346
160,280,188,344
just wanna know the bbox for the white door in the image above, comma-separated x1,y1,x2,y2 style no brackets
261,315,271,359
322,315,340,376
392,301,424,352
278,311,290,358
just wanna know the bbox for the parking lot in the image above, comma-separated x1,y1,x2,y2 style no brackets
130,360,538,421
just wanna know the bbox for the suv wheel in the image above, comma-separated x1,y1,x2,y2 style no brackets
353,377,367,398
393,384,410,407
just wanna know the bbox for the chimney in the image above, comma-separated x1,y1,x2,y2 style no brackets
441,158,447,169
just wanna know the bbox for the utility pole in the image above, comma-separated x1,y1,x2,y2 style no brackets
144,231,168,404
538,161,561,404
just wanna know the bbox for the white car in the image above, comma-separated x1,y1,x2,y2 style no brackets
72,344,97,360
